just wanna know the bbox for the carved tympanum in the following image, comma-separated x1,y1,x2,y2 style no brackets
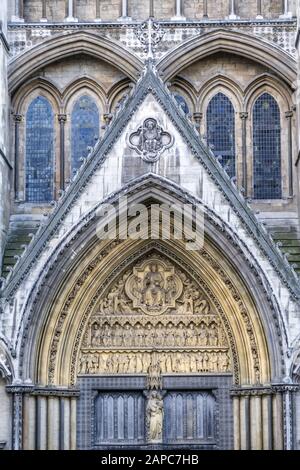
78,255,232,376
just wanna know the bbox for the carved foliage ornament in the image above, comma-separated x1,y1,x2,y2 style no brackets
129,118,174,163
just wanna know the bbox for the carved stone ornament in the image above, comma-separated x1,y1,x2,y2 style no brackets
146,391,164,443
128,118,174,163
78,255,232,378
125,259,182,316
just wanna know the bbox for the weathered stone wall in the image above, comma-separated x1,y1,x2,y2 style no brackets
46,0,67,21
19,0,290,22
0,0,11,273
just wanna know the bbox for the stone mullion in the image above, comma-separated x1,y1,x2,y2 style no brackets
13,114,22,200
285,110,294,198
240,112,248,197
58,114,67,191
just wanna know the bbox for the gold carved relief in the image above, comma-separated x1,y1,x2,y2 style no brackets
78,256,232,376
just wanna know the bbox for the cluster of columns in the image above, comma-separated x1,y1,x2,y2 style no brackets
231,385,298,450
11,1,294,23
7,385,78,450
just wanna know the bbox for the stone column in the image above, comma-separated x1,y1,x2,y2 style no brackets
233,396,240,450
36,396,47,450
239,395,250,450
172,0,186,20
62,398,71,450
6,385,34,450
231,387,274,450
228,0,239,20
13,114,22,200
65,0,78,22
240,112,248,197
11,390,23,450
23,395,36,450
149,0,154,18
262,393,273,450
70,397,77,450
58,114,67,191
256,0,263,19
12,0,24,22
118,0,131,21
272,392,284,449
203,0,208,18
47,396,60,450
280,0,293,19
41,0,48,22
250,394,263,449
95,0,102,22
285,110,294,197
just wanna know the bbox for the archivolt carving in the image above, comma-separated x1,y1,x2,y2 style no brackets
78,255,231,377
48,241,263,386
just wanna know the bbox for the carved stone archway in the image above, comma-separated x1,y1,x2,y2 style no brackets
15,179,287,450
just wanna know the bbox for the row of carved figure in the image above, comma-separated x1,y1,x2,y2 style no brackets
90,321,226,348
79,351,231,375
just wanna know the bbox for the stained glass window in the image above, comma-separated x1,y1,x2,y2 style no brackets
71,95,100,172
207,93,236,178
253,93,281,199
174,94,190,115
26,96,54,203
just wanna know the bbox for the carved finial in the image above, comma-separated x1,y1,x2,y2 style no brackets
135,17,164,64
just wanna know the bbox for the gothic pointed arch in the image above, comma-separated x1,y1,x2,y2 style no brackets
15,176,285,390
8,31,143,93
158,29,297,86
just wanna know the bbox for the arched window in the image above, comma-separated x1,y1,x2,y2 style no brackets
253,93,281,199
26,96,54,203
207,93,236,178
174,94,190,115
71,95,100,172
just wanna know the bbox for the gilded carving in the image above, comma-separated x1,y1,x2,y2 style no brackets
78,350,231,375
78,256,232,378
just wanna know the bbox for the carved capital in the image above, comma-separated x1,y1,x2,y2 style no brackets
13,114,23,123
285,110,293,119
239,112,249,120
58,113,67,123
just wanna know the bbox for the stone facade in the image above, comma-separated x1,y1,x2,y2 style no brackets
0,1,10,280
0,0,300,451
